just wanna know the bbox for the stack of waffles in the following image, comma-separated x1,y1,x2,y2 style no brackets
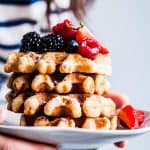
4,20,118,130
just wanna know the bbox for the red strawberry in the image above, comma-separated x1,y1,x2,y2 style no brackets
118,105,139,129
100,46,109,55
76,25,95,42
78,39,100,59
52,19,76,42
136,110,145,125
76,25,109,55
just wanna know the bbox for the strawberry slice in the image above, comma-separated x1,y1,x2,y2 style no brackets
118,105,139,129
76,25,109,55
136,110,145,125
76,25,95,42
100,46,109,55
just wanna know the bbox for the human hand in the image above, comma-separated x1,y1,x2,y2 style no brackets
0,108,56,150
104,91,129,148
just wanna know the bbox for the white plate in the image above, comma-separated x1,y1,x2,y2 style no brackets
0,110,150,150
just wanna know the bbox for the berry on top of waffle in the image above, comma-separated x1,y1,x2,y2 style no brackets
20,19,109,59
4,19,112,75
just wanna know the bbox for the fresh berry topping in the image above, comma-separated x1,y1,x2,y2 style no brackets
118,105,145,129
76,24,109,55
20,31,41,52
41,33,64,52
100,46,109,55
66,40,79,53
136,110,145,125
78,39,100,59
119,105,139,129
76,25,95,42
52,19,76,42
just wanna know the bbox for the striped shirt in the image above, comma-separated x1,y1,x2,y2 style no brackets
0,0,76,83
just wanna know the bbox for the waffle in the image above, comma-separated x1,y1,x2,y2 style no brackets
4,52,112,75
6,92,116,118
20,115,118,130
4,19,121,131
7,73,110,94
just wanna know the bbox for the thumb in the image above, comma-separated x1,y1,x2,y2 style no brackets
104,91,129,108
0,135,57,150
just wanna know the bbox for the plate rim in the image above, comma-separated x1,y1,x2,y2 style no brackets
0,123,150,135
0,110,150,135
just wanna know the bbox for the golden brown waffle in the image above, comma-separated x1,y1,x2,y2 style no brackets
20,115,75,127
6,92,116,118
4,52,112,75
7,73,110,94
20,115,118,130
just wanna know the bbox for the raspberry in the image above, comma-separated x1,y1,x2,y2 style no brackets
52,19,76,42
41,33,64,52
20,31,41,53
78,39,100,59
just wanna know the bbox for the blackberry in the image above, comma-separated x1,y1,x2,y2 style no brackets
41,33,64,52
20,31,41,53
66,40,79,53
